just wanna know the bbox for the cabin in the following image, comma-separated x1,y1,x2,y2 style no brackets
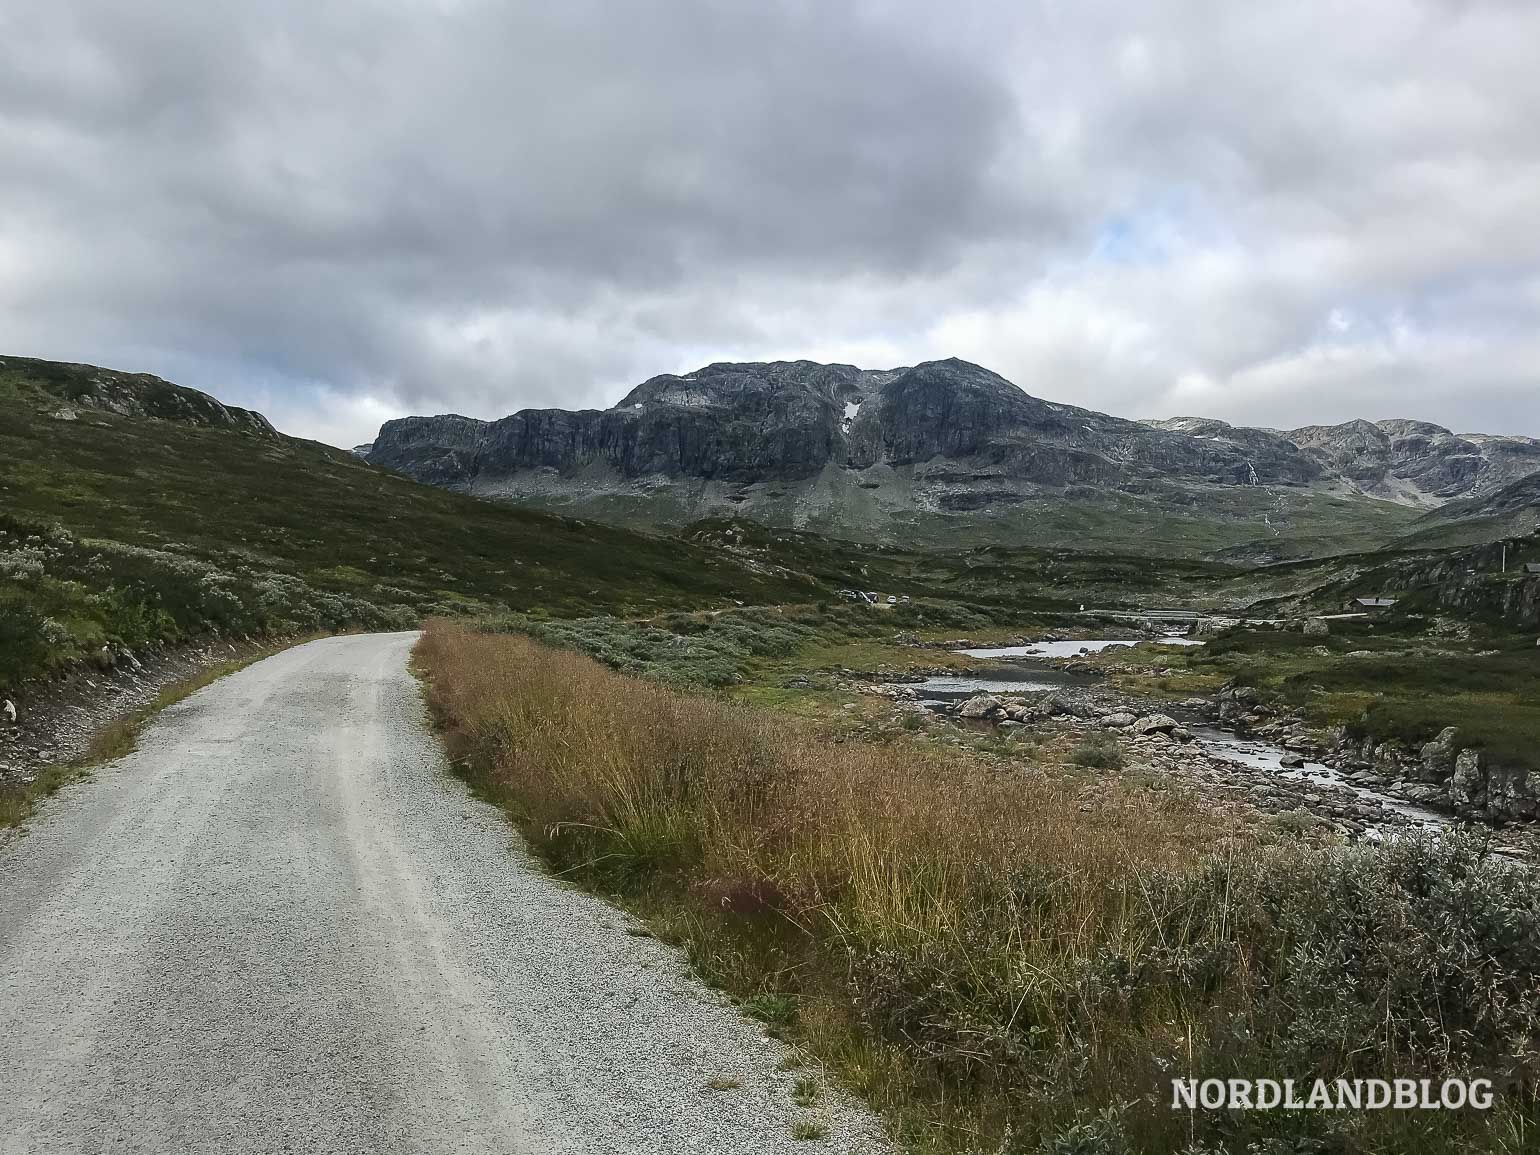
1350,596,1398,611
1526,563,1540,575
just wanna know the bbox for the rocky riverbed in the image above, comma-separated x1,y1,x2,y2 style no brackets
850,637,1537,859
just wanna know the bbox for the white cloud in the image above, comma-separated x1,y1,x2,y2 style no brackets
0,0,1536,446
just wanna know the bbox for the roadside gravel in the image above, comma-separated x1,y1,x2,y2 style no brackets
0,632,890,1154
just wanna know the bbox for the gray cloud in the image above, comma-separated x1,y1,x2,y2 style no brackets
2,0,1537,447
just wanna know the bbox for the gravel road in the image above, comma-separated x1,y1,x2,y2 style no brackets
0,633,889,1154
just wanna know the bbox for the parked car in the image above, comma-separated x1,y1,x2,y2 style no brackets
886,595,897,605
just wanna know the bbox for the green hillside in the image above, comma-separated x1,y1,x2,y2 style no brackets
0,357,819,689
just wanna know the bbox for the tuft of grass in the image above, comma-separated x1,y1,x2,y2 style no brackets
1068,732,1125,770
705,1076,741,1092
742,993,799,1032
790,1120,828,1141
416,621,1540,1154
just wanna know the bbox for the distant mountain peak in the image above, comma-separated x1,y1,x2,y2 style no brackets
364,356,1540,546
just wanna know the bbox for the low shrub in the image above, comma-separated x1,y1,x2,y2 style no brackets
1069,733,1125,770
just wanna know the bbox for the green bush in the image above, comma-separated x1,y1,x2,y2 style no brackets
1070,734,1125,770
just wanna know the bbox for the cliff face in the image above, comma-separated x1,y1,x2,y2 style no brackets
370,358,1329,491
370,361,891,486
366,357,1540,546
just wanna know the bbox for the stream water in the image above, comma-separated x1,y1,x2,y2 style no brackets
899,639,1449,831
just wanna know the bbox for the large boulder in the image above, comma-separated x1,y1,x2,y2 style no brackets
1134,714,1178,736
1099,712,1138,729
1488,766,1540,823
1303,617,1330,637
2,699,15,725
958,694,1004,719
1419,727,1460,781
1451,747,1540,823
1450,748,1486,813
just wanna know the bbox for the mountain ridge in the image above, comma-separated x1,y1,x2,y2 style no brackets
0,354,278,439
367,357,1540,551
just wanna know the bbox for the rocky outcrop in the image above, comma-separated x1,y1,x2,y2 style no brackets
1329,724,1540,824
6,355,278,438
1447,747,1540,824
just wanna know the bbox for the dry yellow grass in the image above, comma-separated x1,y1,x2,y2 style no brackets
416,620,1539,1154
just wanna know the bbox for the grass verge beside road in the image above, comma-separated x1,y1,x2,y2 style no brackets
415,619,1539,1155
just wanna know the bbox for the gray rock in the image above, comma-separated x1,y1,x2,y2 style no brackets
2,700,15,725
1279,753,1306,768
1099,712,1138,728
958,694,1004,719
1451,748,1486,811
1133,714,1178,736
1303,617,1330,637
1419,726,1460,781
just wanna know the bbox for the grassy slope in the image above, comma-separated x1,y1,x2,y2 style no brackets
501,471,1424,558
0,359,818,688
683,519,1251,615
1399,473,1540,549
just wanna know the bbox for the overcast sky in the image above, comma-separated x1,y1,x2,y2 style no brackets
3,1,1538,447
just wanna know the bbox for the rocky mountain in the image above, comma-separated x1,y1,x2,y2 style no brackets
0,354,277,439
1144,416,1540,507
1285,419,1540,505
367,358,1540,553
373,358,1324,494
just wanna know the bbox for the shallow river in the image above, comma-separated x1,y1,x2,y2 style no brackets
902,639,1448,832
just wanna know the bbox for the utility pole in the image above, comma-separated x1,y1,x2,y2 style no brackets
1502,542,1507,573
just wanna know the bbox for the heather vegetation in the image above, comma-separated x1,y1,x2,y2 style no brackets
0,516,410,690
490,602,1003,688
0,360,817,690
418,621,1540,1155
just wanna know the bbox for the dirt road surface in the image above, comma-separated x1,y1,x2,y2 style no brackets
0,633,887,1154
